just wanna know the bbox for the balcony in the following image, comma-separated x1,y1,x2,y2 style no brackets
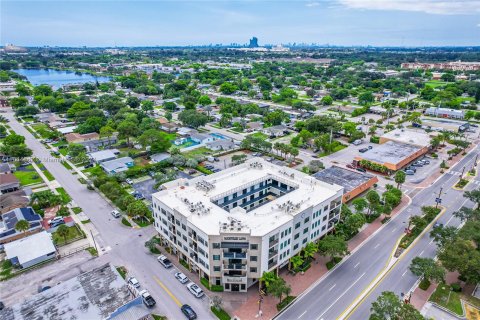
223,252,247,259
268,238,279,248
268,259,278,270
268,250,278,259
223,263,246,270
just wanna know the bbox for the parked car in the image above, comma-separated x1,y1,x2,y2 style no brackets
433,222,444,229
188,169,196,175
204,165,214,170
157,255,173,268
214,157,220,162
48,217,64,225
139,290,156,308
422,159,430,165
84,163,94,169
356,167,367,173
50,220,66,228
38,286,51,293
186,282,204,298
126,178,134,185
368,146,373,149
359,148,369,153
212,168,221,173
404,169,415,175
111,210,121,218
175,272,189,284
352,139,363,146
406,166,417,172
181,304,197,320
252,152,262,157
412,162,423,167
127,277,140,288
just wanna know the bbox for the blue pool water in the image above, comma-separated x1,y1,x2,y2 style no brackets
14,69,111,89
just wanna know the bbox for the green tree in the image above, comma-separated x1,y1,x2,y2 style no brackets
56,224,70,245
138,129,170,153
352,197,368,213
366,190,380,215
269,277,291,303
409,257,445,284
15,219,30,234
178,110,209,128
430,225,458,248
260,271,277,290
126,201,149,220
117,120,139,146
198,95,212,106
165,111,173,122
317,235,349,262
370,291,424,320
290,255,304,271
303,242,317,260
394,171,406,189
4,134,25,146
321,95,333,105
464,189,480,210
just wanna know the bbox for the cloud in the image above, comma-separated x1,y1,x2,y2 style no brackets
306,2,320,7
337,0,480,15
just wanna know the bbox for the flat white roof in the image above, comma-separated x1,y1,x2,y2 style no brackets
381,128,431,147
154,158,343,236
57,126,77,134
4,231,56,265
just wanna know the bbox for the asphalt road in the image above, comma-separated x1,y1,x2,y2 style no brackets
276,145,479,320
5,111,214,320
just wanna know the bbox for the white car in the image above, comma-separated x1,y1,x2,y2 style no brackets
174,272,189,284
127,277,140,288
186,282,204,298
48,217,64,225
111,210,121,218
126,178,134,185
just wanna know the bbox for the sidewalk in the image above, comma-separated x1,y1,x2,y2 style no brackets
229,196,411,319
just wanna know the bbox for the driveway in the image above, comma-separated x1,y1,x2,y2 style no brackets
4,110,215,320
132,177,157,201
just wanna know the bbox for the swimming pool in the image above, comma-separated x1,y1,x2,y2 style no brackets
210,133,226,140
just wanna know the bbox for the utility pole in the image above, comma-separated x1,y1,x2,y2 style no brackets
435,187,443,208
460,166,466,179
329,127,333,145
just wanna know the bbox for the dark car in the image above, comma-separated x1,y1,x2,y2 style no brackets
139,290,156,308
359,148,369,153
84,163,94,169
0,301,4,311
356,167,367,173
181,304,197,320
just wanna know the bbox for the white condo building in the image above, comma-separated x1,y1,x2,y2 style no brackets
152,158,343,292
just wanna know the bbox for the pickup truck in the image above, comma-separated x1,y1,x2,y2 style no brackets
139,290,156,308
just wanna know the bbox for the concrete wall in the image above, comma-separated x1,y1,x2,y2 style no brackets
343,176,379,203
19,251,56,269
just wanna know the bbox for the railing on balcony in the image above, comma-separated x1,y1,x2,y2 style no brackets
268,260,277,270
223,263,246,270
268,250,278,259
269,238,279,247
223,252,247,259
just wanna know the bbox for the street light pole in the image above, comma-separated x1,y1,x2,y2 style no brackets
435,187,443,209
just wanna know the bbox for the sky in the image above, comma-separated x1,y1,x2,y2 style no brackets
1,0,479,47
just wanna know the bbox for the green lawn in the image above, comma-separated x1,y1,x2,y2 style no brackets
318,144,347,157
31,123,54,139
13,167,42,186
425,80,449,88
72,207,83,214
429,283,464,316
183,146,213,158
61,160,73,170
52,226,84,246
56,187,72,204
248,132,268,140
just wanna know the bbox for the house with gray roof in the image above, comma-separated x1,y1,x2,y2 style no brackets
101,157,135,175
4,231,57,269
0,207,43,244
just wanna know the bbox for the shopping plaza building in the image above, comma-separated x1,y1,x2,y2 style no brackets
152,158,343,292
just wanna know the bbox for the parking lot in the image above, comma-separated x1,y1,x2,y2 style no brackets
131,177,157,201
404,156,441,185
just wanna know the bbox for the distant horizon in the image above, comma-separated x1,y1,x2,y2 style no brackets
2,1,479,47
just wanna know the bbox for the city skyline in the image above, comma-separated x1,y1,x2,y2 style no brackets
1,0,479,47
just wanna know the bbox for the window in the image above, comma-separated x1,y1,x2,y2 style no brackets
250,256,257,262
214,266,221,272
324,205,329,212
303,238,307,244
304,217,310,223
294,233,299,240
295,222,301,229
293,244,299,250
250,267,257,273
303,228,308,234
213,255,220,260
323,215,327,221
250,244,258,250
213,243,220,249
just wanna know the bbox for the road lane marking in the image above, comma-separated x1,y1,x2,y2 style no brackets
429,239,434,245
329,284,336,291
402,270,408,277
298,311,307,319
354,262,360,269
316,272,366,320
391,228,397,233
374,243,380,249
153,275,182,306
340,206,448,320
419,250,424,256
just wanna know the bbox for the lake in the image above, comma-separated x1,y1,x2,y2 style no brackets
14,69,111,89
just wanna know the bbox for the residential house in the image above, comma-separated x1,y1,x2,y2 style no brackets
88,149,119,164
65,132,100,144
0,189,30,214
206,139,237,151
0,207,43,244
150,153,171,164
262,125,289,138
57,126,77,134
246,121,263,132
4,231,57,269
161,122,179,133
101,157,135,175
190,133,214,144
0,173,20,194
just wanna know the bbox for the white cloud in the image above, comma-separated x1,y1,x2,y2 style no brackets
338,0,480,15
306,2,320,7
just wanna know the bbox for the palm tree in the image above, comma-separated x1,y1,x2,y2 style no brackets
289,255,304,271
303,242,318,260
15,219,30,234
56,224,70,245
259,271,277,291
269,278,291,303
